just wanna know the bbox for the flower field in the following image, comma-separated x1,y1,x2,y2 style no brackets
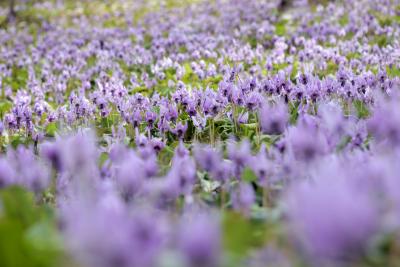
0,0,400,266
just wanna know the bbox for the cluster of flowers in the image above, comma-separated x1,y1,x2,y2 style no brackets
0,89,399,266
0,0,398,140
0,0,399,266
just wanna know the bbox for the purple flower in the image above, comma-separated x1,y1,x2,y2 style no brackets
227,139,251,173
259,100,288,135
62,197,165,267
179,212,221,267
245,92,262,111
231,182,255,216
249,151,274,185
135,132,148,148
285,164,379,263
286,119,329,162
367,97,400,146
131,109,142,128
0,158,16,188
145,110,157,128
150,138,165,153
172,122,188,139
193,144,222,173
41,141,63,171
169,155,197,196
8,147,50,193
210,160,233,184
247,246,292,267
114,152,146,201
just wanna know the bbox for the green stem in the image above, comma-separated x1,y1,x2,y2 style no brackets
255,112,261,150
220,188,225,209
232,104,238,136
209,118,215,146
263,185,269,208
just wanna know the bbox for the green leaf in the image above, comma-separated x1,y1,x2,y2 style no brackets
0,101,13,117
275,19,287,36
0,186,62,267
45,122,58,137
241,123,258,130
222,211,267,258
290,60,299,81
0,186,38,227
354,100,370,119
387,66,400,78
10,135,27,149
241,167,257,183
338,14,349,26
0,218,27,267
143,34,153,50
289,101,300,124
25,220,63,251
99,152,109,166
